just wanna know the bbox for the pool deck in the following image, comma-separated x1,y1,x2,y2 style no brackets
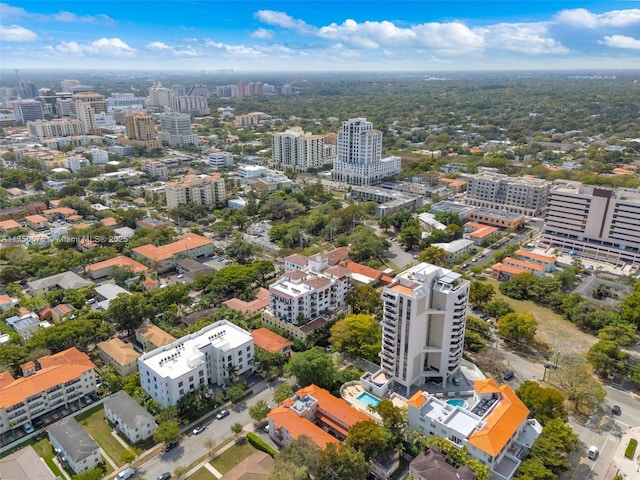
342,384,406,418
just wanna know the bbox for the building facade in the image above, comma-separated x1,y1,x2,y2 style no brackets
540,182,640,266
125,112,162,149
138,321,254,408
463,173,550,217
271,127,330,171
103,391,157,443
165,174,226,208
158,112,198,146
13,100,44,124
208,151,234,169
170,95,209,117
332,118,400,185
27,119,86,140
48,417,101,474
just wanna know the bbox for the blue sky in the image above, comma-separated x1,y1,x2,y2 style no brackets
1,1,639,71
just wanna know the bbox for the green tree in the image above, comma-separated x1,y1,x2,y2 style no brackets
346,420,389,461
249,400,271,423
399,224,421,249
497,312,537,345
484,298,515,319
346,226,389,263
270,435,319,480
525,419,579,475
226,235,260,264
317,443,369,480
597,322,637,347
418,246,448,266
329,314,381,362
273,383,294,404
231,422,244,438
516,380,567,426
107,292,151,335
374,399,407,442
345,285,383,316
586,340,629,375
469,281,495,307
554,353,606,415
285,347,337,390
153,419,181,444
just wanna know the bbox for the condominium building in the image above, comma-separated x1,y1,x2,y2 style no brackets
141,159,169,180
208,152,234,169
125,112,162,149
165,173,226,208
271,127,331,171
60,79,81,92
105,92,147,111
27,118,86,140
158,112,198,146
148,82,175,108
407,378,542,480
72,92,106,114
138,320,254,408
170,95,209,117
131,232,214,272
364,263,469,398
74,102,98,134
48,417,101,474
540,182,640,266
332,117,400,185
0,347,97,435
463,173,550,217
13,100,44,124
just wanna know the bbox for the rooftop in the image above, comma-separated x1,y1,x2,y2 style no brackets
48,417,99,463
103,390,156,429
136,323,177,348
97,338,140,366
251,327,293,354
132,233,213,262
86,255,149,275
223,287,270,315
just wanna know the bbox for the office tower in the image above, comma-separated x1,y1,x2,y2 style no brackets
158,112,198,147
463,172,550,217
379,263,469,396
541,181,640,265
148,82,175,108
332,117,400,185
126,112,162,149
272,126,328,171
165,174,225,208
170,95,209,117
13,100,44,124
208,152,233,169
20,81,38,99
60,79,81,92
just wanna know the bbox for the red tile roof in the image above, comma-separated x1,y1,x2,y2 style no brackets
339,260,383,281
251,328,293,354
223,288,270,315
514,250,555,264
132,233,213,262
86,255,149,274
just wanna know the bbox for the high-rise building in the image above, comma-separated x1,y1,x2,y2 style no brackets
125,112,162,149
463,172,550,217
158,112,198,147
376,263,469,396
60,79,81,92
138,320,254,408
187,83,210,98
72,92,106,114
208,152,234,169
332,117,400,185
165,174,225,208
170,95,209,117
20,81,38,99
105,93,147,111
13,100,44,124
272,126,330,171
148,82,175,108
74,102,98,134
27,118,85,140
541,181,640,265
172,84,187,96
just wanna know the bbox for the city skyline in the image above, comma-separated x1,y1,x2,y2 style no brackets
1,1,639,72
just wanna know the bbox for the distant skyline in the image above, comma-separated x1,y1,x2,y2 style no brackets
1,1,640,72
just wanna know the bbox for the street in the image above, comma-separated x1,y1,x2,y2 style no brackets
134,379,277,480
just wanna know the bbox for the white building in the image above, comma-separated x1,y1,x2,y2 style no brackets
94,112,116,128
238,165,266,178
407,378,542,480
103,390,157,443
272,126,330,171
158,112,198,147
90,148,109,164
333,118,400,185
365,263,469,397
13,100,44,124
208,152,234,169
48,417,101,474
138,321,254,408
27,118,85,140
106,92,147,111
171,95,209,117
63,155,89,173
142,160,169,180
165,173,226,209
148,82,175,108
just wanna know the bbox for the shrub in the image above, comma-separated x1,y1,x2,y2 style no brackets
624,438,638,459
247,432,277,457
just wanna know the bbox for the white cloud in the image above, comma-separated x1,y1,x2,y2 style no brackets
599,35,640,50
0,3,28,19
479,22,569,54
147,41,197,56
0,24,37,42
554,8,640,28
147,41,170,50
53,37,135,57
254,10,317,35
205,39,262,56
251,28,274,40
52,11,116,26
413,23,485,52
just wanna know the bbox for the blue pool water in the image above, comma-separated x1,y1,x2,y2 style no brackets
357,392,381,408
447,398,469,409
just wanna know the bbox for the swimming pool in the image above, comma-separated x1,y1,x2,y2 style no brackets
447,398,469,409
357,392,381,408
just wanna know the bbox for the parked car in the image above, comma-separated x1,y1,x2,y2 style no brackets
164,441,179,452
612,405,622,416
117,467,135,480
502,371,514,381
23,423,34,434
192,425,206,435
216,409,230,420
587,445,598,460
156,473,172,480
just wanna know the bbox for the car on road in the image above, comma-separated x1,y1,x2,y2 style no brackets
117,467,136,480
216,409,230,420
192,425,206,435
612,405,622,415
164,441,179,452
156,473,172,480
503,371,514,381
587,445,598,460
544,363,557,369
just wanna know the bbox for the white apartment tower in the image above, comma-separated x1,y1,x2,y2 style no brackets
379,263,469,396
541,182,640,266
138,321,254,408
272,127,329,171
149,82,175,108
463,172,550,217
158,112,198,147
333,117,400,185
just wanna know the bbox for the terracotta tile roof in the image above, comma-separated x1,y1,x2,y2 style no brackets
284,253,308,267
135,323,176,347
101,217,118,227
324,266,352,279
380,275,394,284
223,288,270,315
491,263,527,276
339,260,383,281
303,276,331,289
141,277,159,290
86,255,149,274
43,207,77,216
503,257,546,271
0,219,21,230
132,233,213,262
0,347,95,409
465,222,498,239
515,250,555,264
269,405,338,449
74,222,90,229
221,451,273,480
0,294,15,305
251,327,293,354
97,338,140,366
52,303,74,316
408,391,427,409
24,215,48,223
468,379,530,456
391,284,414,296
284,270,307,281
323,246,350,265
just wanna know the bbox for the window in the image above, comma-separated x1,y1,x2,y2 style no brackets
199,370,204,377
178,381,183,388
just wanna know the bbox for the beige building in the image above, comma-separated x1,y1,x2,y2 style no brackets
27,118,85,140
125,112,162,149
165,173,225,208
97,337,141,376
271,126,331,171
135,323,177,352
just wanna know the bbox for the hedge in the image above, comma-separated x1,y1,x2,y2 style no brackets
624,438,638,459
247,432,278,457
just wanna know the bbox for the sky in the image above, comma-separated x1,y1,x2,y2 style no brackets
1,1,639,72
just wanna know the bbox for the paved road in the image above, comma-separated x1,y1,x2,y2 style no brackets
135,380,276,480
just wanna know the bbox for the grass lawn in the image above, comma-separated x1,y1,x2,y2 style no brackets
75,405,131,466
210,439,257,475
188,466,217,480
32,437,63,478
483,277,597,357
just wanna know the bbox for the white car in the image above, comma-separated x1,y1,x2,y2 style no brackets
587,445,598,460
117,467,135,480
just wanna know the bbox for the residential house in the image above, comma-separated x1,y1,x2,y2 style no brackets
490,263,530,281
464,222,499,245
48,417,101,474
0,294,19,312
51,304,75,323
24,214,49,230
514,250,555,272
132,233,214,273
223,288,270,317
431,239,475,262
220,451,274,480
251,328,293,357
85,255,149,280
6,312,42,340
267,384,370,449
0,445,57,480
97,338,141,376
135,323,176,353
94,283,131,310
501,258,546,276
28,271,94,297
103,390,157,443
0,219,21,233
409,450,476,480
41,207,78,221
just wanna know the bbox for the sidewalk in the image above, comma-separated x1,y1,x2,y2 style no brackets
604,426,640,479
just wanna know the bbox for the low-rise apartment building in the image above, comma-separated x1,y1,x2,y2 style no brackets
48,417,101,474
138,321,254,408
135,323,177,353
132,233,214,273
85,255,149,280
104,390,157,443
0,348,97,435
165,174,226,209
97,338,141,376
